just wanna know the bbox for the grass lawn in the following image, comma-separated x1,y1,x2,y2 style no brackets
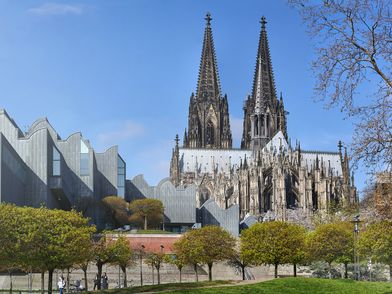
95,280,234,293
98,278,392,294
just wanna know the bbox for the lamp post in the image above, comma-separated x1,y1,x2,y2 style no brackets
352,215,361,280
140,244,145,286
158,245,164,285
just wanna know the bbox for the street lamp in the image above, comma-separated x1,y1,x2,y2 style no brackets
159,245,164,285
351,215,361,280
140,244,145,286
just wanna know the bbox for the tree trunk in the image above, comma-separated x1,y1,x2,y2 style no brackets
152,266,154,285
121,266,127,288
157,267,160,285
83,268,88,291
179,268,182,283
208,263,213,281
41,271,45,294
97,262,103,290
328,263,332,279
274,263,278,278
389,264,392,282
48,269,54,294
144,216,147,230
194,264,198,282
293,263,297,277
66,268,70,293
241,265,245,280
344,263,348,279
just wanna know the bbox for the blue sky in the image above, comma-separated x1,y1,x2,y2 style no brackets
0,0,368,192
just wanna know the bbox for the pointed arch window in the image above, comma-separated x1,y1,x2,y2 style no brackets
206,120,215,146
254,116,259,136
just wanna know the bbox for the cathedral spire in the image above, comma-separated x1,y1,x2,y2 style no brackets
252,16,277,108
196,12,222,100
242,16,281,150
184,13,232,149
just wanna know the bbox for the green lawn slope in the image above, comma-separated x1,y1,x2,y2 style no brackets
100,278,392,294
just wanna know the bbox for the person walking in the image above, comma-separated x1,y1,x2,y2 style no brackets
102,273,108,290
93,274,100,290
58,276,65,294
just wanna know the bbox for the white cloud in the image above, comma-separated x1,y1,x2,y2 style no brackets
28,3,84,16
98,121,145,145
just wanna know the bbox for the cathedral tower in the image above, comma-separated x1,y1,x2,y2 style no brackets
183,13,232,149
241,17,287,150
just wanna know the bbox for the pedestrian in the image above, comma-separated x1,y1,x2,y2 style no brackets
93,274,100,290
58,276,65,294
102,273,108,290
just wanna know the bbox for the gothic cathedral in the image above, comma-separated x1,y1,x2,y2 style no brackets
170,14,357,224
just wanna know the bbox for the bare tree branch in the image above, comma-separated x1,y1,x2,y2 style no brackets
290,0,392,171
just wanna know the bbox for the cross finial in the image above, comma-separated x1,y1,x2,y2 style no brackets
260,16,267,30
205,12,212,25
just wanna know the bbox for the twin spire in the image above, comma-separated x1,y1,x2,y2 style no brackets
196,13,276,107
185,13,282,150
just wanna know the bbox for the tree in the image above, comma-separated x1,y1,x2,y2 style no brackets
0,205,96,294
241,221,307,278
145,253,165,284
102,196,131,228
92,235,115,290
358,220,392,281
164,254,187,283
175,226,236,281
288,224,308,277
227,248,253,281
334,222,355,279
291,0,392,170
173,234,201,282
0,204,23,293
38,209,96,294
75,240,95,291
108,236,134,287
129,199,164,230
306,222,353,279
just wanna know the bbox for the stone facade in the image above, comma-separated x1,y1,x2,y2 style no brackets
170,14,357,224
183,13,232,150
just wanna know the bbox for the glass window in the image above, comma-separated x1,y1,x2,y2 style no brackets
52,146,61,176
80,153,89,176
80,140,89,176
117,156,126,197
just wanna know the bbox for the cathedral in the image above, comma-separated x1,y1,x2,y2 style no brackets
170,14,357,223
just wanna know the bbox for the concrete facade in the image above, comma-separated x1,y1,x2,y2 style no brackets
128,175,239,235
0,109,126,227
